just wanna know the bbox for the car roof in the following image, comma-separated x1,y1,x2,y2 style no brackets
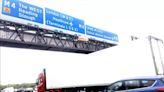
119,75,164,81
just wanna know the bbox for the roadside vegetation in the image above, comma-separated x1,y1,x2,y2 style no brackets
0,83,36,90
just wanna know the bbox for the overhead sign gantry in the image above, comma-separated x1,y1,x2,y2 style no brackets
0,0,118,53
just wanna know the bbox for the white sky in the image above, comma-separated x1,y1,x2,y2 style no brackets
1,0,164,85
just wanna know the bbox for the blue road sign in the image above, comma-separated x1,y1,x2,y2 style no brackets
86,25,118,42
2,0,43,24
45,8,85,34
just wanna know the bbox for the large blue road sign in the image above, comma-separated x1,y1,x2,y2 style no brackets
86,25,118,42
2,0,43,24
45,8,85,34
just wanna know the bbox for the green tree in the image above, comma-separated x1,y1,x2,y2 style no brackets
0,83,36,90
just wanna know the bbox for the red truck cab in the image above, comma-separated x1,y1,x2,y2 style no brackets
37,69,62,92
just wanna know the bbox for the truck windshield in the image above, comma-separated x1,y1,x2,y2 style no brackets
36,78,39,85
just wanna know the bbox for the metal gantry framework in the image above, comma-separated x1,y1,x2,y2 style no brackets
0,20,116,54
148,36,164,75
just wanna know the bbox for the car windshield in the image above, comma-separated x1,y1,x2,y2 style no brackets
108,81,126,91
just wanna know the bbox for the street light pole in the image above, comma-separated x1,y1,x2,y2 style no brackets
131,35,164,75
148,36,159,75
155,37,164,75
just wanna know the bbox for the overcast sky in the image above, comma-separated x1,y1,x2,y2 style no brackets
1,0,164,85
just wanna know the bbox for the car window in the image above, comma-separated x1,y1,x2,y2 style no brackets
161,78,164,83
141,80,155,87
125,80,141,90
109,81,126,91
